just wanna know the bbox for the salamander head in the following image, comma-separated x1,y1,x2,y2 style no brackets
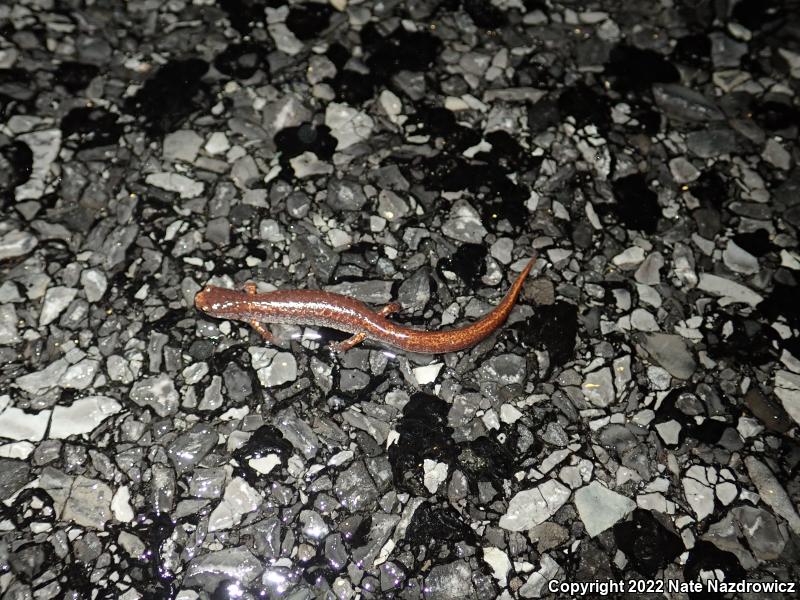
194,285,247,319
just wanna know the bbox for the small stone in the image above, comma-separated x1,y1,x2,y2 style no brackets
413,363,443,385
289,151,333,178
231,155,260,189
652,83,724,122
774,370,800,426
275,411,319,459
441,200,488,243
744,456,800,534
490,238,514,264
205,132,231,155
325,102,374,150
15,129,61,201
573,481,636,537
424,561,475,600
716,481,737,505
709,31,748,68
722,240,759,274
732,506,786,561
379,89,402,118
500,403,523,424
249,455,281,474
0,406,50,441
341,409,390,445
669,157,700,184
377,190,409,221
299,510,330,539
613,355,632,389
0,458,32,500
634,252,664,285
655,420,681,445
249,348,298,387
39,286,77,326
259,219,284,243
184,547,264,592
327,179,366,211
499,480,571,531
62,476,113,529
208,477,262,532
167,425,218,475
423,459,448,494
482,547,512,587
519,554,560,598
334,461,378,512
686,128,737,158
638,333,696,380
612,246,645,269
163,130,203,163
119,531,146,558
0,305,20,345
0,230,38,260
50,395,121,438
697,273,762,306
15,359,68,395
129,373,179,417
0,282,22,303
582,367,615,407
59,358,100,390
672,242,698,287
478,354,527,386
630,308,659,331
111,486,135,522
106,355,135,384
761,138,791,170
744,387,792,433
199,375,224,411
683,465,714,521
268,22,303,55
80,269,107,303
145,172,204,199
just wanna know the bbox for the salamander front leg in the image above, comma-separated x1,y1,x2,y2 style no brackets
329,302,402,353
330,332,367,353
249,320,274,344
241,283,274,342
379,302,402,317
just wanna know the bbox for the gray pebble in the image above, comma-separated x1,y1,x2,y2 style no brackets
652,83,725,122
686,128,737,158
0,304,20,345
184,547,264,592
163,130,203,163
0,230,38,260
61,476,113,529
39,286,77,326
327,178,367,211
637,332,696,380
167,425,218,475
130,373,179,417
199,375,224,411
80,268,107,303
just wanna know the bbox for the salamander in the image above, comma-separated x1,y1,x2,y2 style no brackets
194,255,536,354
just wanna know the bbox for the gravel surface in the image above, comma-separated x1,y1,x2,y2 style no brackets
1,0,799,598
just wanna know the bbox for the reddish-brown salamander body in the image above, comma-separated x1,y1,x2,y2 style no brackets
194,256,536,354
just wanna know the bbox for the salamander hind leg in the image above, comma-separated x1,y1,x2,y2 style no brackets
243,282,258,295
249,320,274,343
330,332,367,352
378,302,402,317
